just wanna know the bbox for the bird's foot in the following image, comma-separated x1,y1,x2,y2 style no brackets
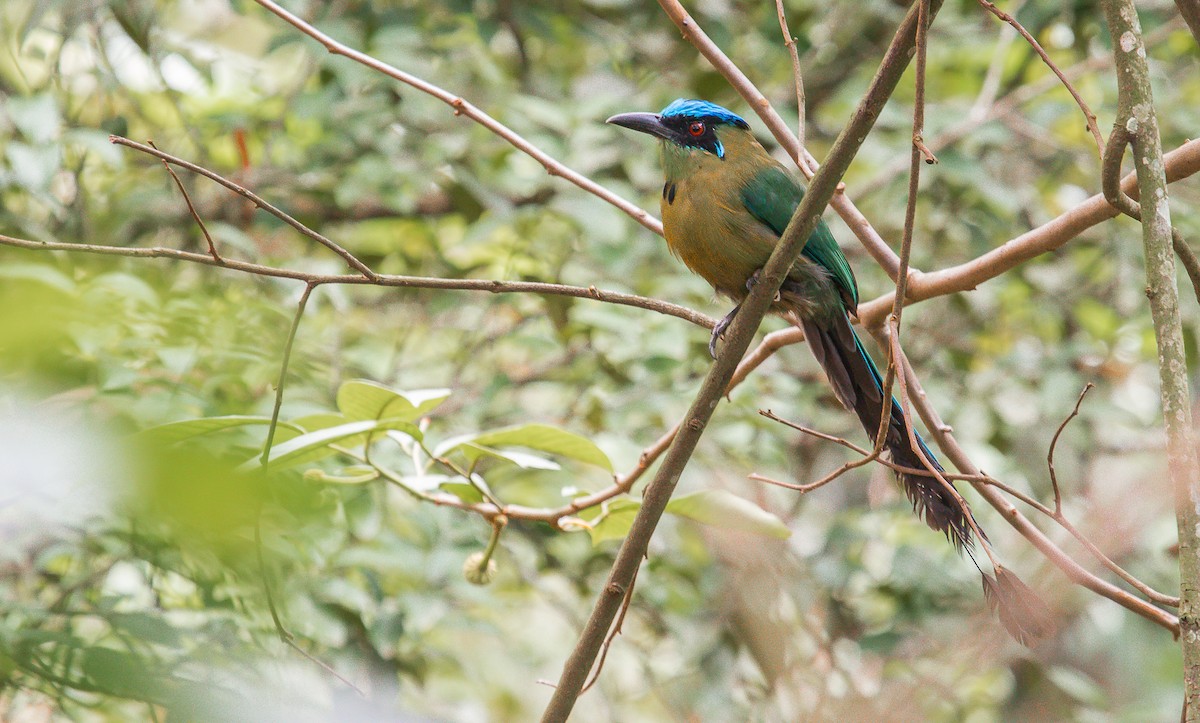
745,268,781,302
709,304,741,359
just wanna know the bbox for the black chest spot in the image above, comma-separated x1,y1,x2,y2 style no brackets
662,182,677,205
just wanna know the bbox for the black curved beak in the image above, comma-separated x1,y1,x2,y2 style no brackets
606,112,672,141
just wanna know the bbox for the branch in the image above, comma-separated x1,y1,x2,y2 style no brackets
251,0,663,237
773,0,806,148
542,4,944,717
887,342,1180,634
146,140,223,264
111,137,375,279
975,0,1104,154
1100,0,1200,712
0,233,713,330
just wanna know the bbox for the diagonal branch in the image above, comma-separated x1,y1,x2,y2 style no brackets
252,0,663,236
886,343,1180,634
112,137,375,279
975,0,1104,154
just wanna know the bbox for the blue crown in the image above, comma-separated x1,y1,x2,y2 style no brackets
660,99,749,129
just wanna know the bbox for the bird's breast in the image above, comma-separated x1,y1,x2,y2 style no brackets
660,174,777,300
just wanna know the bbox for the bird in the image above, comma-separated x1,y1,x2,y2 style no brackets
607,99,1052,644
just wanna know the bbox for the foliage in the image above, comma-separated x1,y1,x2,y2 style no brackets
0,0,1198,720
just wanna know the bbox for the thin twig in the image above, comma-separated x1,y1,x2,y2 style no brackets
1047,383,1094,513
858,20,1180,197
889,345,1179,633
0,233,713,330
252,284,367,697
111,137,376,279
773,0,806,148
975,0,1104,155
755,409,990,485
146,140,223,264
251,0,662,236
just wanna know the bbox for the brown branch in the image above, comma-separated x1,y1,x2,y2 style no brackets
251,0,663,237
732,136,1200,362
975,0,1104,155
764,386,1180,610
111,137,376,279
773,0,806,149
542,4,944,717
0,233,714,330
753,409,990,494
1047,383,1093,513
889,346,1180,634
146,140,223,264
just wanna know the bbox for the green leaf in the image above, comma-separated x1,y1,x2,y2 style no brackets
587,498,641,545
666,490,791,539
303,465,380,484
242,418,421,472
459,443,561,470
336,380,450,422
437,424,611,472
0,263,76,292
439,481,484,503
138,416,303,445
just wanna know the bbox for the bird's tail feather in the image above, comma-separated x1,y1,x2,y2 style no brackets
798,313,1056,646
800,313,974,549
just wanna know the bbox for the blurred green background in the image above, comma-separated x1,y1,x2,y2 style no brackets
1,0,1198,720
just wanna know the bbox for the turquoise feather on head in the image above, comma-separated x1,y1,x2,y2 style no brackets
659,99,749,129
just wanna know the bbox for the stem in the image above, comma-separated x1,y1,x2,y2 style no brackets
1100,0,1200,715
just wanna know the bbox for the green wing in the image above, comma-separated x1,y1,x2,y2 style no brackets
740,165,859,310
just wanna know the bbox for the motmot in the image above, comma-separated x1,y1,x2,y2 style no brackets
608,100,1052,643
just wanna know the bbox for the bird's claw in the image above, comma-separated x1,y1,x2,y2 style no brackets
709,305,740,359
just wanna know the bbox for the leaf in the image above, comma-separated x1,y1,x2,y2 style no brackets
304,465,380,484
666,490,791,539
138,416,302,445
439,481,484,504
437,423,611,472
587,498,641,545
459,443,561,470
336,380,450,422
0,263,76,292
241,418,421,472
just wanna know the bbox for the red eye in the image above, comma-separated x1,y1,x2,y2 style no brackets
688,121,705,137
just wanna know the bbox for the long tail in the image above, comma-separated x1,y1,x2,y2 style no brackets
800,312,974,549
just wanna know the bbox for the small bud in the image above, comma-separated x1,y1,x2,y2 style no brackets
463,551,497,585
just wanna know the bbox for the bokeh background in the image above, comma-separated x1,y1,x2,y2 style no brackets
1,0,1198,720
